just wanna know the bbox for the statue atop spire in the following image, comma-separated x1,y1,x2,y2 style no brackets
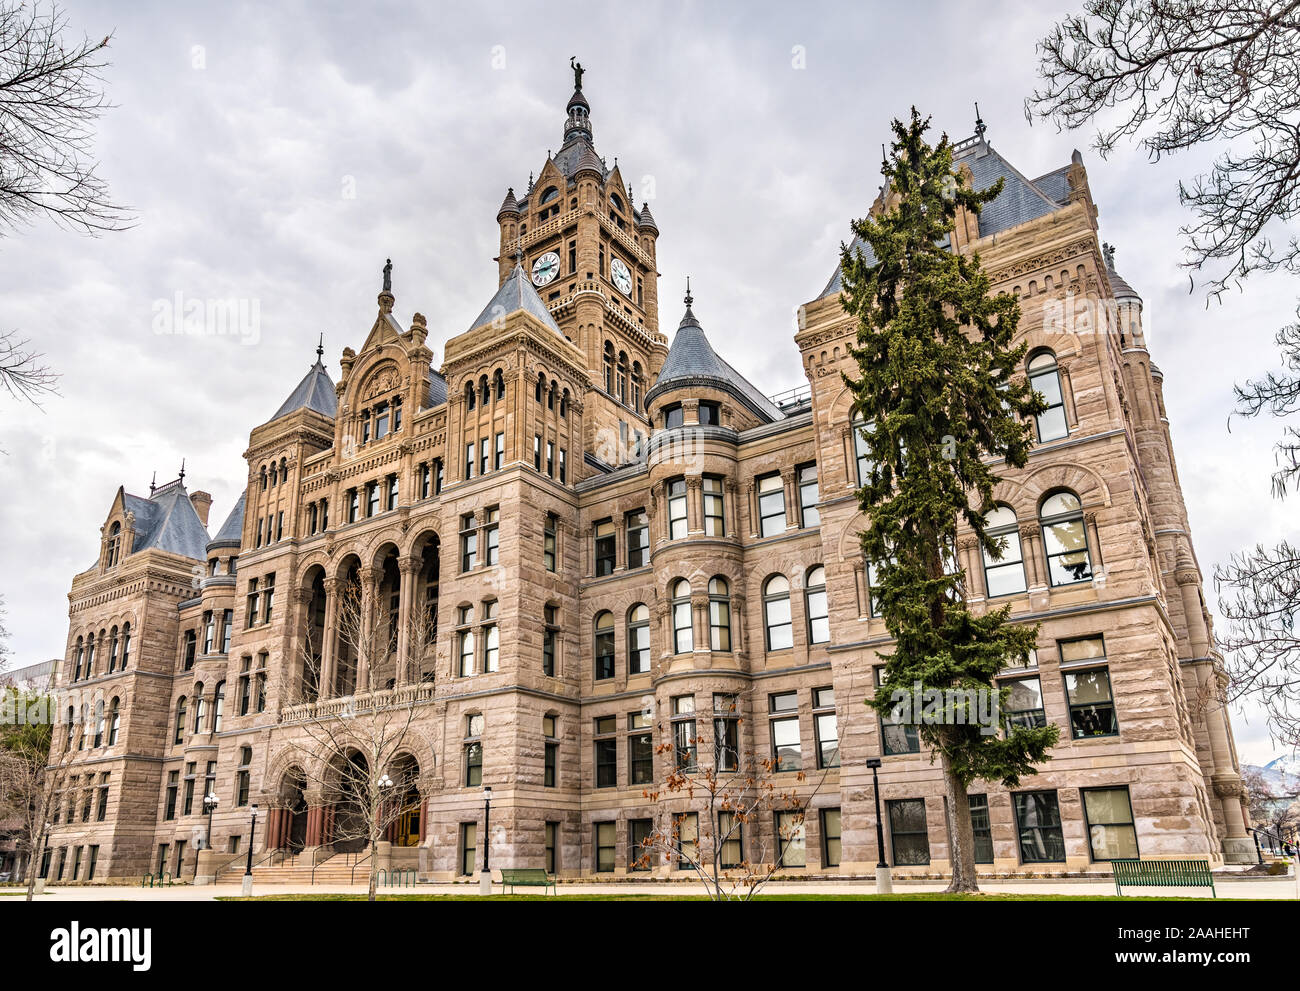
974,101,987,140
570,56,584,91
382,257,392,292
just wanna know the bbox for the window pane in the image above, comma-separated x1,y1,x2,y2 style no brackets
771,717,802,771
1013,791,1066,863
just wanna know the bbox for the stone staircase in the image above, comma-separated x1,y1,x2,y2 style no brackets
215,851,371,885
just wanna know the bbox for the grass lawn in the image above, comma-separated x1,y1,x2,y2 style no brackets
219,892,1234,902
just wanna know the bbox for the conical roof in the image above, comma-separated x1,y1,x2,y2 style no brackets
636,201,659,232
207,489,246,550
645,301,783,423
468,263,562,335
271,358,337,421
122,480,211,560
497,186,520,218
1103,243,1141,300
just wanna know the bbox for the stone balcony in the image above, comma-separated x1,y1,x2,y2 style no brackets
279,682,436,724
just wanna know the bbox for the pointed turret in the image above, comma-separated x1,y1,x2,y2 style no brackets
468,260,562,336
497,186,520,220
636,201,659,234
271,349,337,421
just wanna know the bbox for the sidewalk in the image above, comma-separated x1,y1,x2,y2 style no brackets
4,874,1294,901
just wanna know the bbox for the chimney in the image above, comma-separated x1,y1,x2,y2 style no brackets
190,490,213,527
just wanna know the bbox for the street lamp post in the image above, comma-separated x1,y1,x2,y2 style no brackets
203,793,219,852
867,757,892,894
240,803,258,897
479,785,492,896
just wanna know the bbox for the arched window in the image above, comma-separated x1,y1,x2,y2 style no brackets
105,522,121,568
1028,351,1068,442
763,575,793,651
708,577,731,652
594,611,615,680
465,381,476,410
603,341,615,393
121,622,131,668
393,396,403,431
548,380,557,411
92,700,105,747
1039,491,1092,586
479,375,490,406
982,505,1027,596
627,604,650,674
805,566,829,644
107,627,119,673
631,362,643,411
671,579,693,654
617,352,629,404
539,186,559,206
280,457,288,482
73,636,84,681
536,372,545,403
260,466,268,490
560,389,569,419
212,681,226,734
494,369,505,401
65,706,75,749
174,697,187,745
192,684,206,734
107,697,120,746
85,632,96,678
269,460,277,486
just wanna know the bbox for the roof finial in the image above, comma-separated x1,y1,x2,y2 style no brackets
974,102,986,140
881,143,888,171
149,471,156,496
527,172,535,192
316,333,324,361
684,276,693,309
179,458,186,484
514,235,524,267
382,258,392,292
1102,241,1116,270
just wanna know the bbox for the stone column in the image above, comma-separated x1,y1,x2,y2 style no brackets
692,591,709,658
686,475,703,533
1019,524,1043,589
852,560,867,618
724,479,739,539
396,556,420,685
732,592,747,655
745,481,757,538
358,566,381,692
1176,567,1210,658
781,467,797,530
321,577,340,699
840,426,854,488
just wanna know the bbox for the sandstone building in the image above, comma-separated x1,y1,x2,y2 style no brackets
39,72,1253,884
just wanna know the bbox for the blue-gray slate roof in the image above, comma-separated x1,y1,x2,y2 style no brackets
124,482,211,560
646,307,784,423
208,489,246,548
427,366,448,406
272,359,337,421
820,140,1070,299
469,263,562,335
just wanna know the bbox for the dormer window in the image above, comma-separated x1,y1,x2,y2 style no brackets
105,522,121,568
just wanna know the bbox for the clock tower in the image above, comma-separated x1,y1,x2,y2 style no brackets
495,61,667,461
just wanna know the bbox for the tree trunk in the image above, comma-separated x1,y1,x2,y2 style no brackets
939,744,980,893
367,838,377,902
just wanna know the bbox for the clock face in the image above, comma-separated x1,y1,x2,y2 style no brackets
611,257,632,296
531,251,560,287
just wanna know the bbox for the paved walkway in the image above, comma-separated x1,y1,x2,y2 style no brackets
5,874,1295,900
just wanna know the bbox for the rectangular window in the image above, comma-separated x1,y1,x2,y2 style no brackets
969,794,994,864
545,822,558,874
221,609,233,654
776,810,806,867
1002,675,1047,730
386,474,398,511
366,482,379,518
757,473,786,537
546,441,554,477
593,519,615,576
183,762,196,817
813,687,839,769
1013,790,1066,863
667,478,688,540
1082,786,1139,861
674,812,698,869
459,823,477,876
164,770,178,820
625,510,648,569
543,514,557,572
595,822,616,873
821,808,842,867
888,799,930,866
629,818,653,871
875,666,920,755
713,694,739,772
203,611,215,653
595,716,618,788
465,442,475,480
434,459,444,494
703,476,725,536
460,514,478,572
86,845,99,881
673,712,697,772
717,811,743,868
853,418,873,485
798,462,820,527
494,431,504,471
458,629,475,677
533,435,542,471
484,508,500,566
480,437,490,476
629,713,654,785
1061,637,1118,738
558,448,566,484
698,400,720,425
464,739,483,787
419,462,431,500
544,741,558,788
542,605,558,677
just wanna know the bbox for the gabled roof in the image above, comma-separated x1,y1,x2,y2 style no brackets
819,138,1071,300
468,263,562,335
208,489,246,548
122,481,211,561
645,305,784,423
271,358,337,421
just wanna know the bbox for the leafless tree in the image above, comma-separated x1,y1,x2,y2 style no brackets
277,574,430,901
0,330,59,407
1027,0,1300,292
1242,765,1300,843
0,0,129,236
634,692,838,901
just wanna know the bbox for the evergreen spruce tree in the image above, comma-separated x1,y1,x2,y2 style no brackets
841,109,1060,892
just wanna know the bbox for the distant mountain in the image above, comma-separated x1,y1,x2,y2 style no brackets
1244,755,1300,795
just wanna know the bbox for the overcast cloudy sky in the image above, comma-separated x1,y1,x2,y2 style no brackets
1,0,1294,765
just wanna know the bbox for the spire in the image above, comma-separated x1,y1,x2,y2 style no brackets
178,458,186,485
636,200,659,233
497,186,520,219
974,102,986,140
316,333,324,362
680,277,696,328
149,471,156,496
564,58,592,142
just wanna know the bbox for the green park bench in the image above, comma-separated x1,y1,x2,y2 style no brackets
498,868,557,895
1112,859,1215,898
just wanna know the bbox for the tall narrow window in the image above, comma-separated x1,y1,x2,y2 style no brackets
543,513,557,572
982,505,1027,596
594,716,617,787
671,579,693,653
543,605,558,676
1013,790,1066,863
482,600,499,672
813,687,838,768
625,510,648,568
386,474,399,511
627,604,650,674
483,508,500,566
713,693,739,771
629,712,653,784
797,462,820,527
672,696,697,771
805,566,829,645
1028,351,1068,442
1039,491,1092,586
703,476,725,536
494,432,504,471
543,715,559,788
763,574,793,651
1082,787,1139,860
464,714,484,787
757,473,786,537
888,799,930,865
105,522,121,567
594,611,615,680
769,691,801,771
107,697,120,746
594,519,616,576
667,478,688,540
853,418,873,486
221,609,233,654
211,681,225,734
708,577,731,652
460,513,478,572
775,811,806,867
